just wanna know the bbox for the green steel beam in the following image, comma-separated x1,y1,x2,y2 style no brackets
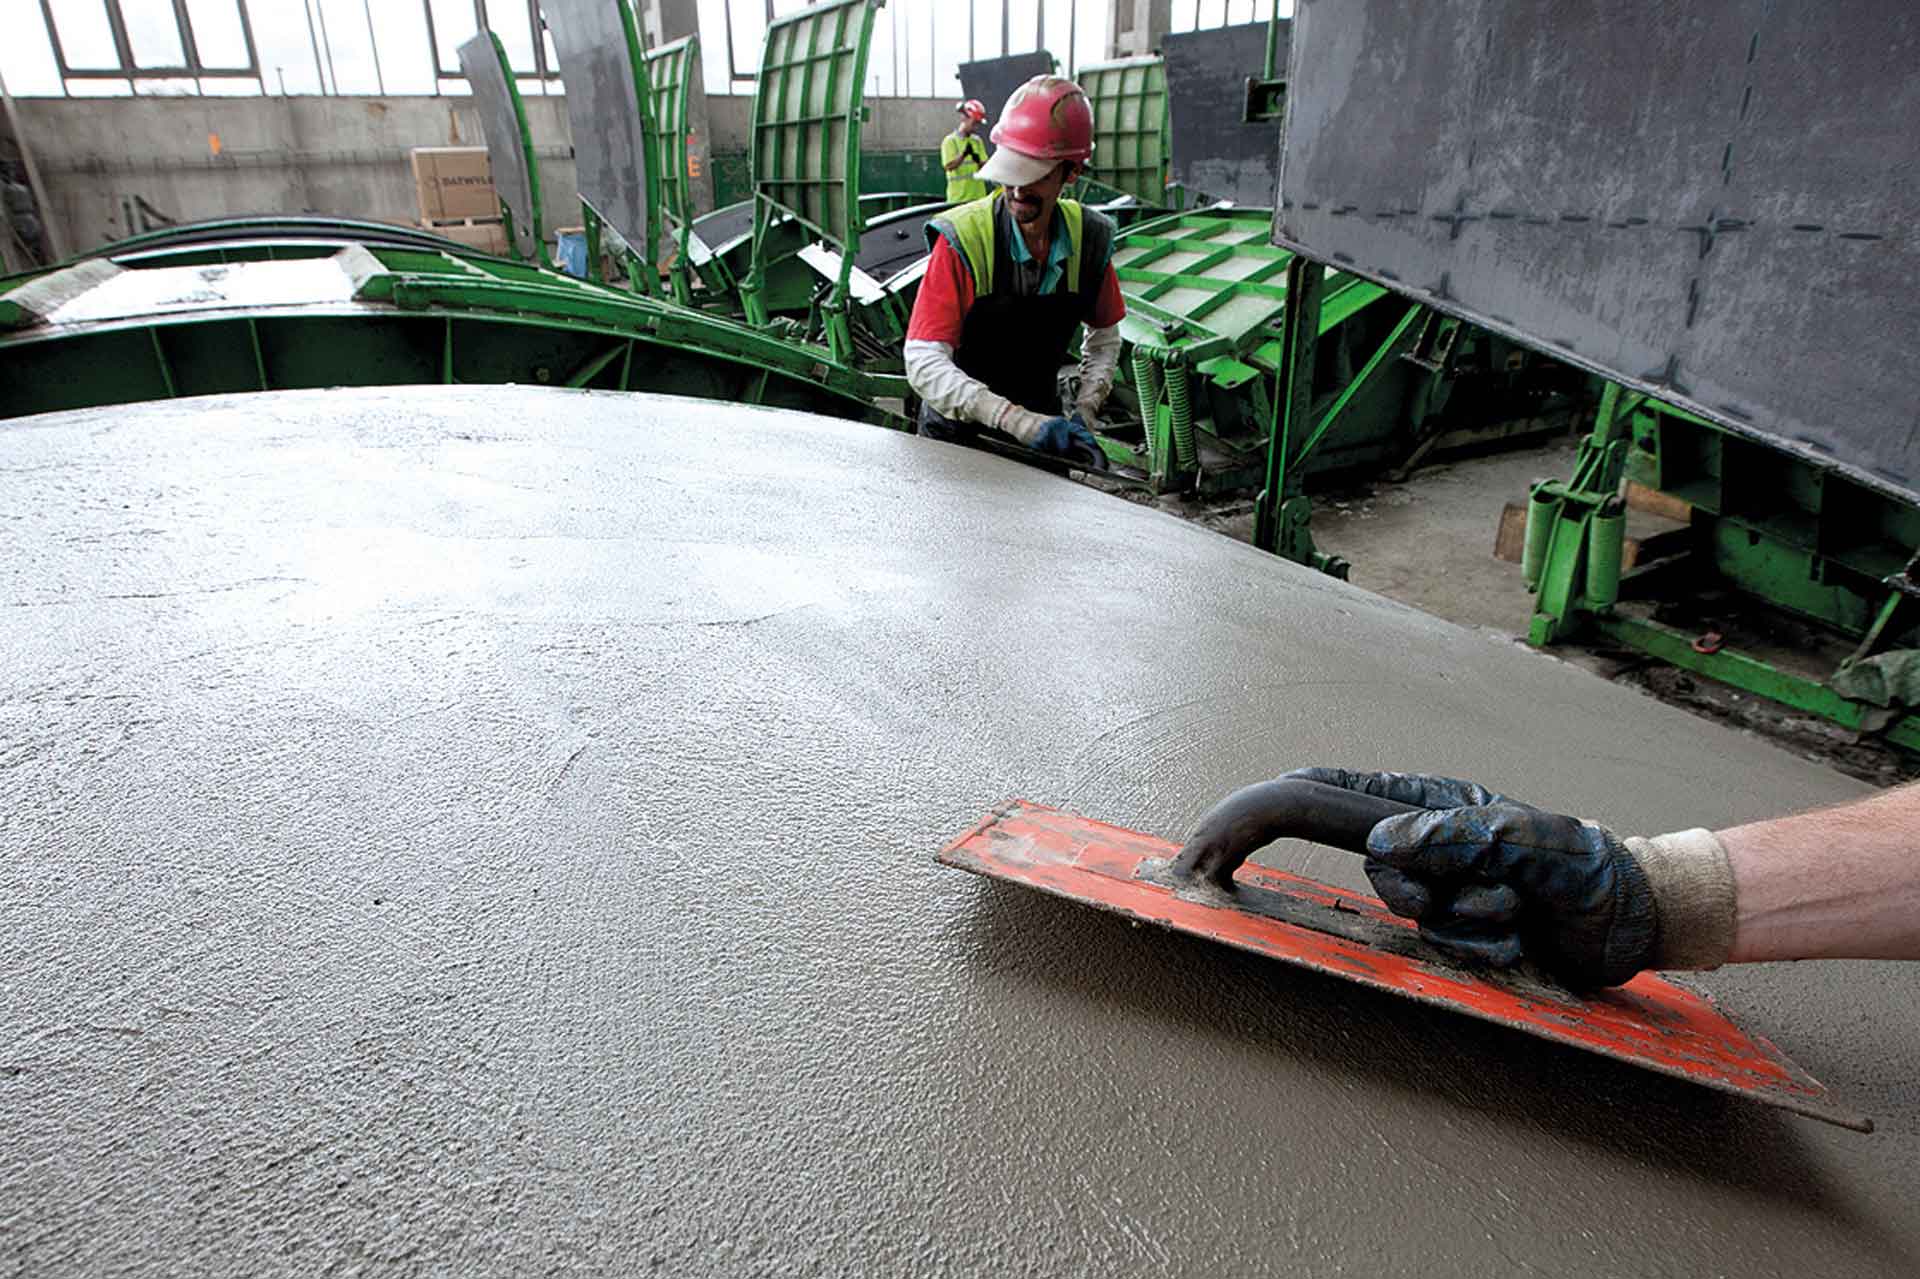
1253,254,1321,556
0,244,901,429
1590,613,1920,752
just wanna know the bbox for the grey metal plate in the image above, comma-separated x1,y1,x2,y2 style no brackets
542,0,655,260
456,32,538,262
958,51,1055,138
692,199,754,255
1275,0,1920,500
1164,22,1286,206
852,202,949,282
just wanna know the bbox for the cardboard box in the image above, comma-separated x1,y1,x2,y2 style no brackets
411,146,497,222
424,218,509,255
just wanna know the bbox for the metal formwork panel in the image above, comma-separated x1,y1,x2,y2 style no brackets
1112,209,1390,358
1079,56,1168,206
1163,22,1285,207
750,0,881,250
456,31,543,263
957,51,1055,128
542,0,659,264
1275,0,1920,503
645,36,698,238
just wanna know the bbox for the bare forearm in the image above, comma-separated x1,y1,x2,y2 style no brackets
1719,781,1920,963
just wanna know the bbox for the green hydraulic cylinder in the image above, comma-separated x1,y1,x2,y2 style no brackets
1587,499,1626,611
1522,482,1557,590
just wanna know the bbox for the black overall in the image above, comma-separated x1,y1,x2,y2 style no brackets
917,198,1116,447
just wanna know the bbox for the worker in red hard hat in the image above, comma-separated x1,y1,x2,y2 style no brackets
906,75,1124,472
943,99,990,203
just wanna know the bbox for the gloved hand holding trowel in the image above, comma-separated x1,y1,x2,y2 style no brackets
1262,767,1920,989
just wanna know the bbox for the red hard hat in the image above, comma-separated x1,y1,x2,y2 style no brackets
989,76,1094,164
957,98,987,123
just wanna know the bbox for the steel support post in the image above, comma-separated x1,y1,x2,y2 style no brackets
1525,381,1636,644
1253,255,1322,559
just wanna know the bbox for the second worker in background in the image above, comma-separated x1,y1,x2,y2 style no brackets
906,76,1124,472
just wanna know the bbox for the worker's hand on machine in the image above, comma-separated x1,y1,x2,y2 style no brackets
1283,768,1660,989
1034,415,1110,473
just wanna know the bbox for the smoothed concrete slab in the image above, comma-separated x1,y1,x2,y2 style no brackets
2,386,1914,1276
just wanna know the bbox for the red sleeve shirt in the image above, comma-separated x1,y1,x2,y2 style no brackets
907,237,1127,346
906,238,974,345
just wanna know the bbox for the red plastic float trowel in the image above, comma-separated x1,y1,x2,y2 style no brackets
937,778,1871,1132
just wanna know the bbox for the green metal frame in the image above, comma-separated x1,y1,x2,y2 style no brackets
1524,387,1920,745
0,244,900,428
1109,208,1428,500
741,0,883,365
644,34,700,304
474,30,548,268
1078,56,1170,206
1244,7,1288,121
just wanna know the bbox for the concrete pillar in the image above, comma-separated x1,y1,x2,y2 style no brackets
639,0,716,215
1107,0,1172,59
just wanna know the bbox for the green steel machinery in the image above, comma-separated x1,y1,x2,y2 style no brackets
0,232,891,425
1270,0,1920,745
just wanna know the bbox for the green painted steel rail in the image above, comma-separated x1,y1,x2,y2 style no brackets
0,244,898,427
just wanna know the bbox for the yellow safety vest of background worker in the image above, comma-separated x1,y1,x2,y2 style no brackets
942,99,990,204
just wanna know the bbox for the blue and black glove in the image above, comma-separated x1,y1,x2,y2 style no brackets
1032,415,1110,473
1283,767,1687,989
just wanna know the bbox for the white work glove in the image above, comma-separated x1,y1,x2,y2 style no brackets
1074,323,1123,422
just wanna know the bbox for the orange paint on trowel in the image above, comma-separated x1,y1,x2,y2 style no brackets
938,799,1871,1132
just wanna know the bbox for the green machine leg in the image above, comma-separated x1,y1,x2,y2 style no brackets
1527,385,1920,746
1525,381,1638,643
1252,256,1348,578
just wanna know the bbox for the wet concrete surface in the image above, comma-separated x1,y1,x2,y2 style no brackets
2,386,1916,1276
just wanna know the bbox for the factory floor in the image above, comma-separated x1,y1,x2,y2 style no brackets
1130,433,1920,788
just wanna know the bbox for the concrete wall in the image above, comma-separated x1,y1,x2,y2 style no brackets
14,95,579,255
1109,0,1173,58
704,95,954,154
16,91,958,254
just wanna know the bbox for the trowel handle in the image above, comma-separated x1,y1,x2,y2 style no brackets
1167,778,1422,890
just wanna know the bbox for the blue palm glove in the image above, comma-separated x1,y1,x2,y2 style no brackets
1032,416,1110,472
1284,768,1658,989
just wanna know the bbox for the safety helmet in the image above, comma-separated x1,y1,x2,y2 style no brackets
977,76,1094,188
957,98,987,123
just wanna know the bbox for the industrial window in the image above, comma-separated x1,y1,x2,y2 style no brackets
34,0,263,90
1,0,1143,99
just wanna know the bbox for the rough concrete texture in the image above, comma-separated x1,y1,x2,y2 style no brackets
2,386,1915,1277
